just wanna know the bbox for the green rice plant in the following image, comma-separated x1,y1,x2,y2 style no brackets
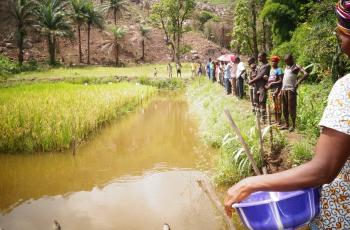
186,79,262,185
289,141,314,166
0,82,156,153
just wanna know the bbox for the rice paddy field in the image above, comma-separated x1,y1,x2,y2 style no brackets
0,82,156,153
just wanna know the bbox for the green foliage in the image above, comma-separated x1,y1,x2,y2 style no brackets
70,0,89,26
9,0,36,65
0,55,38,79
85,1,104,29
270,0,346,82
0,55,21,78
150,0,196,62
104,0,127,24
196,10,218,31
290,141,314,165
260,0,297,45
231,0,253,54
297,80,332,139
34,0,73,65
138,76,184,89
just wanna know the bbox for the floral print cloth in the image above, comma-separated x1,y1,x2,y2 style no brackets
311,74,350,229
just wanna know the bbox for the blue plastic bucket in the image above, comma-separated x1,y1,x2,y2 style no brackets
232,188,321,230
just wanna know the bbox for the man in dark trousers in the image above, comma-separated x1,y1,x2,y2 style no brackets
280,54,309,132
249,52,271,123
235,57,246,99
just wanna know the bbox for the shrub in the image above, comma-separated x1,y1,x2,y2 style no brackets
289,141,314,166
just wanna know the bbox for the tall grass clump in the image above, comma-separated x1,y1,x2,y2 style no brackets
138,76,185,90
297,80,332,140
186,79,262,185
0,82,156,153
289,141,314,166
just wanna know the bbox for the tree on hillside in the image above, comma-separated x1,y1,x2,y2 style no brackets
150,0,195,63
260,0,298,46
139,24,150,61
85,1,104,64
70,0,89,63
231,0,253,55
9,0,35,65
102,26,127,66
106,0,127,25
34,0,73,65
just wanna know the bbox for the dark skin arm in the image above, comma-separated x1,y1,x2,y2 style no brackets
224,127,350,217
266,74,283,89
295,65,309,88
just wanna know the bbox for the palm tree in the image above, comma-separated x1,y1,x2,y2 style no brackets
85,1,104,64
107,0,127,25
139,24,150,61
70,0,89,63
34,0,73,65
9,0,35,65
102,26,127,66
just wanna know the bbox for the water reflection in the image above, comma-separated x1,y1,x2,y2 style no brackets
0,93,225,229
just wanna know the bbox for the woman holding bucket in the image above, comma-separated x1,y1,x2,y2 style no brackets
225,1,350,229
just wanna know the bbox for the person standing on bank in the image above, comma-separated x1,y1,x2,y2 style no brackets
176,62,182,78
280,54,309,132
167,63,173,78
224,61,232,95
230,58,238,96
206,58,212,80
249,52,271,123
235,57,246,99
225,2,350,229
266,55,283,125
247,57,258,113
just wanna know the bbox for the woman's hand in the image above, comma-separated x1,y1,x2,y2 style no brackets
224,177,255,217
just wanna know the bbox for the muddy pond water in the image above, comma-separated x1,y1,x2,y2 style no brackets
0,92,229,230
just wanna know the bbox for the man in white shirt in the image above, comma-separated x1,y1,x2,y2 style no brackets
235,57,246,99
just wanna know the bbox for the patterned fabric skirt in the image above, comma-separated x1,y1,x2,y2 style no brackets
268,89,282,114
310,160,350,229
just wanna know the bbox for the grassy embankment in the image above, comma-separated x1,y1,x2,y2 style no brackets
187,79,263,185
0,82,156,153
289,80,333,165
187,78,333,185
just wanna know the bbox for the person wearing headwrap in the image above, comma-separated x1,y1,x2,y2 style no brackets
224,2,350,229
266,55,283,125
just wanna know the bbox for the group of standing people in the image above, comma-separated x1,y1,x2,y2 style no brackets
205,52,309,131
247,52,308,131
225,1,350,229
205,57,246,99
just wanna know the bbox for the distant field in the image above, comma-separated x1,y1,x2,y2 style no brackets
10,63,193,80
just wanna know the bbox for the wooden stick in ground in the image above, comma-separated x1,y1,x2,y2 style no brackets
255,111,265,167
197,179,236,230
267,103,274,153
224,109,261,176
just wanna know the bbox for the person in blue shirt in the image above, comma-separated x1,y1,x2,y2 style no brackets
206,58,212,80
265,55,283,125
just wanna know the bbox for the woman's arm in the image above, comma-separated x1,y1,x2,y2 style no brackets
224,127,350,217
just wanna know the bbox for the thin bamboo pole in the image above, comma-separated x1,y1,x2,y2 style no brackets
224,109,261,176
255,111,265,166
197,179,236,230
